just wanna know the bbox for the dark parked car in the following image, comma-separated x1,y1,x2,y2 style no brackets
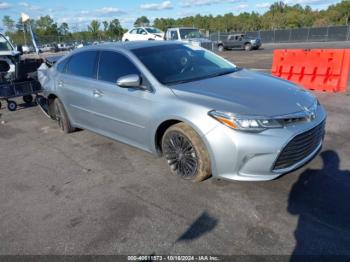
217,34,261,51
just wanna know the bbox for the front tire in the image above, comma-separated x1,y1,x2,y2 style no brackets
244,43,252,51
53,98,75,133
162,123,211,182
7,101,17,111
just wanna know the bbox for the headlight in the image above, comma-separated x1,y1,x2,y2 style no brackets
208,110,283,132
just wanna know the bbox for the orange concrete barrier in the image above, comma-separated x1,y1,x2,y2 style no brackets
271,49,350,93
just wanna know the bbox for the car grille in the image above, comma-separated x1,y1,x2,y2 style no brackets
273,121,325,170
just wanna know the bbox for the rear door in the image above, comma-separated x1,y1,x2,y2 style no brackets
226,35,235,48
55,50,98,127
89,50,154,150
236,35,244,48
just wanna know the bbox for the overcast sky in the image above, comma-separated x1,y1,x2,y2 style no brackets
0,0,343,30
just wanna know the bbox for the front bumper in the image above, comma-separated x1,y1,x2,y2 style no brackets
204,105,326,181
252,42,261,48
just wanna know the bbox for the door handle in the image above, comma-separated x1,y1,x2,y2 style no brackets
93,89,104,97
57,80,64,87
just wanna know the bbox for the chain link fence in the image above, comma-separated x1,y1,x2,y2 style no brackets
209,25,350,43
37,35,121,45
14,25,349,54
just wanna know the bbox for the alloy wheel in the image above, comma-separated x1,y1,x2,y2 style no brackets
163,131,198,179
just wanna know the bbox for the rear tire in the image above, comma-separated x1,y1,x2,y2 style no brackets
23,95,33,104
218,44,224,52
162,123,211,182
53,98,75,133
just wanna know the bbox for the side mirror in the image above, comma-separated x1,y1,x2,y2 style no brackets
17,45,23,55
117,74,142,88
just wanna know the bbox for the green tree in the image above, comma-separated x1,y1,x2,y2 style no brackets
134,16,150,27
35,15,58,38
59,22,69,35
36,15,55,30
88,20,101,38
325,0,350,25
107,19,123,39
102,21,109,31
2,16,15,32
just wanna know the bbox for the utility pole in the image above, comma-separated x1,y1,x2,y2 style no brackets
23,22,27,45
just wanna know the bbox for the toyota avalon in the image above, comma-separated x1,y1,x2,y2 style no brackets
38,41,326,182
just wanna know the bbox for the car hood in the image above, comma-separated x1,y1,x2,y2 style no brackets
169,69,316,117
186,38,212,43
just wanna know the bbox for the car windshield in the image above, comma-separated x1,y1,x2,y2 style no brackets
132,44,237,85
179,29,203,39
0,34,13,51
145,27,162,34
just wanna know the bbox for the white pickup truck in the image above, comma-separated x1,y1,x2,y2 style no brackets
164,27,212,50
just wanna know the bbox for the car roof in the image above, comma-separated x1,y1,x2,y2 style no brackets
131,26,155,29
77,41,182,51
168,27,198,30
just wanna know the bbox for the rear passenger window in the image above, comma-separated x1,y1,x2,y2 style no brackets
56,58,68,73
98,51,140,83
66,51,98,78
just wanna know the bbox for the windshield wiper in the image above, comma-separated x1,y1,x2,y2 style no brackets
166,68,239,85
207,68,239,78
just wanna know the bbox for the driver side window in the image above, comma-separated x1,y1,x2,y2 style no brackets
170,31,178,40
97,51,140,84
137,28,146,35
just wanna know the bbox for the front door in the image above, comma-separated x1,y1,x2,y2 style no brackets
88,50,154,150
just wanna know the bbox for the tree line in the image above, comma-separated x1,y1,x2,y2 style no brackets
2,0,349,45
2,15,125,45
153,1,350,32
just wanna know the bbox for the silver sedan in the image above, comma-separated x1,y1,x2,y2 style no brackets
38,41,326,182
